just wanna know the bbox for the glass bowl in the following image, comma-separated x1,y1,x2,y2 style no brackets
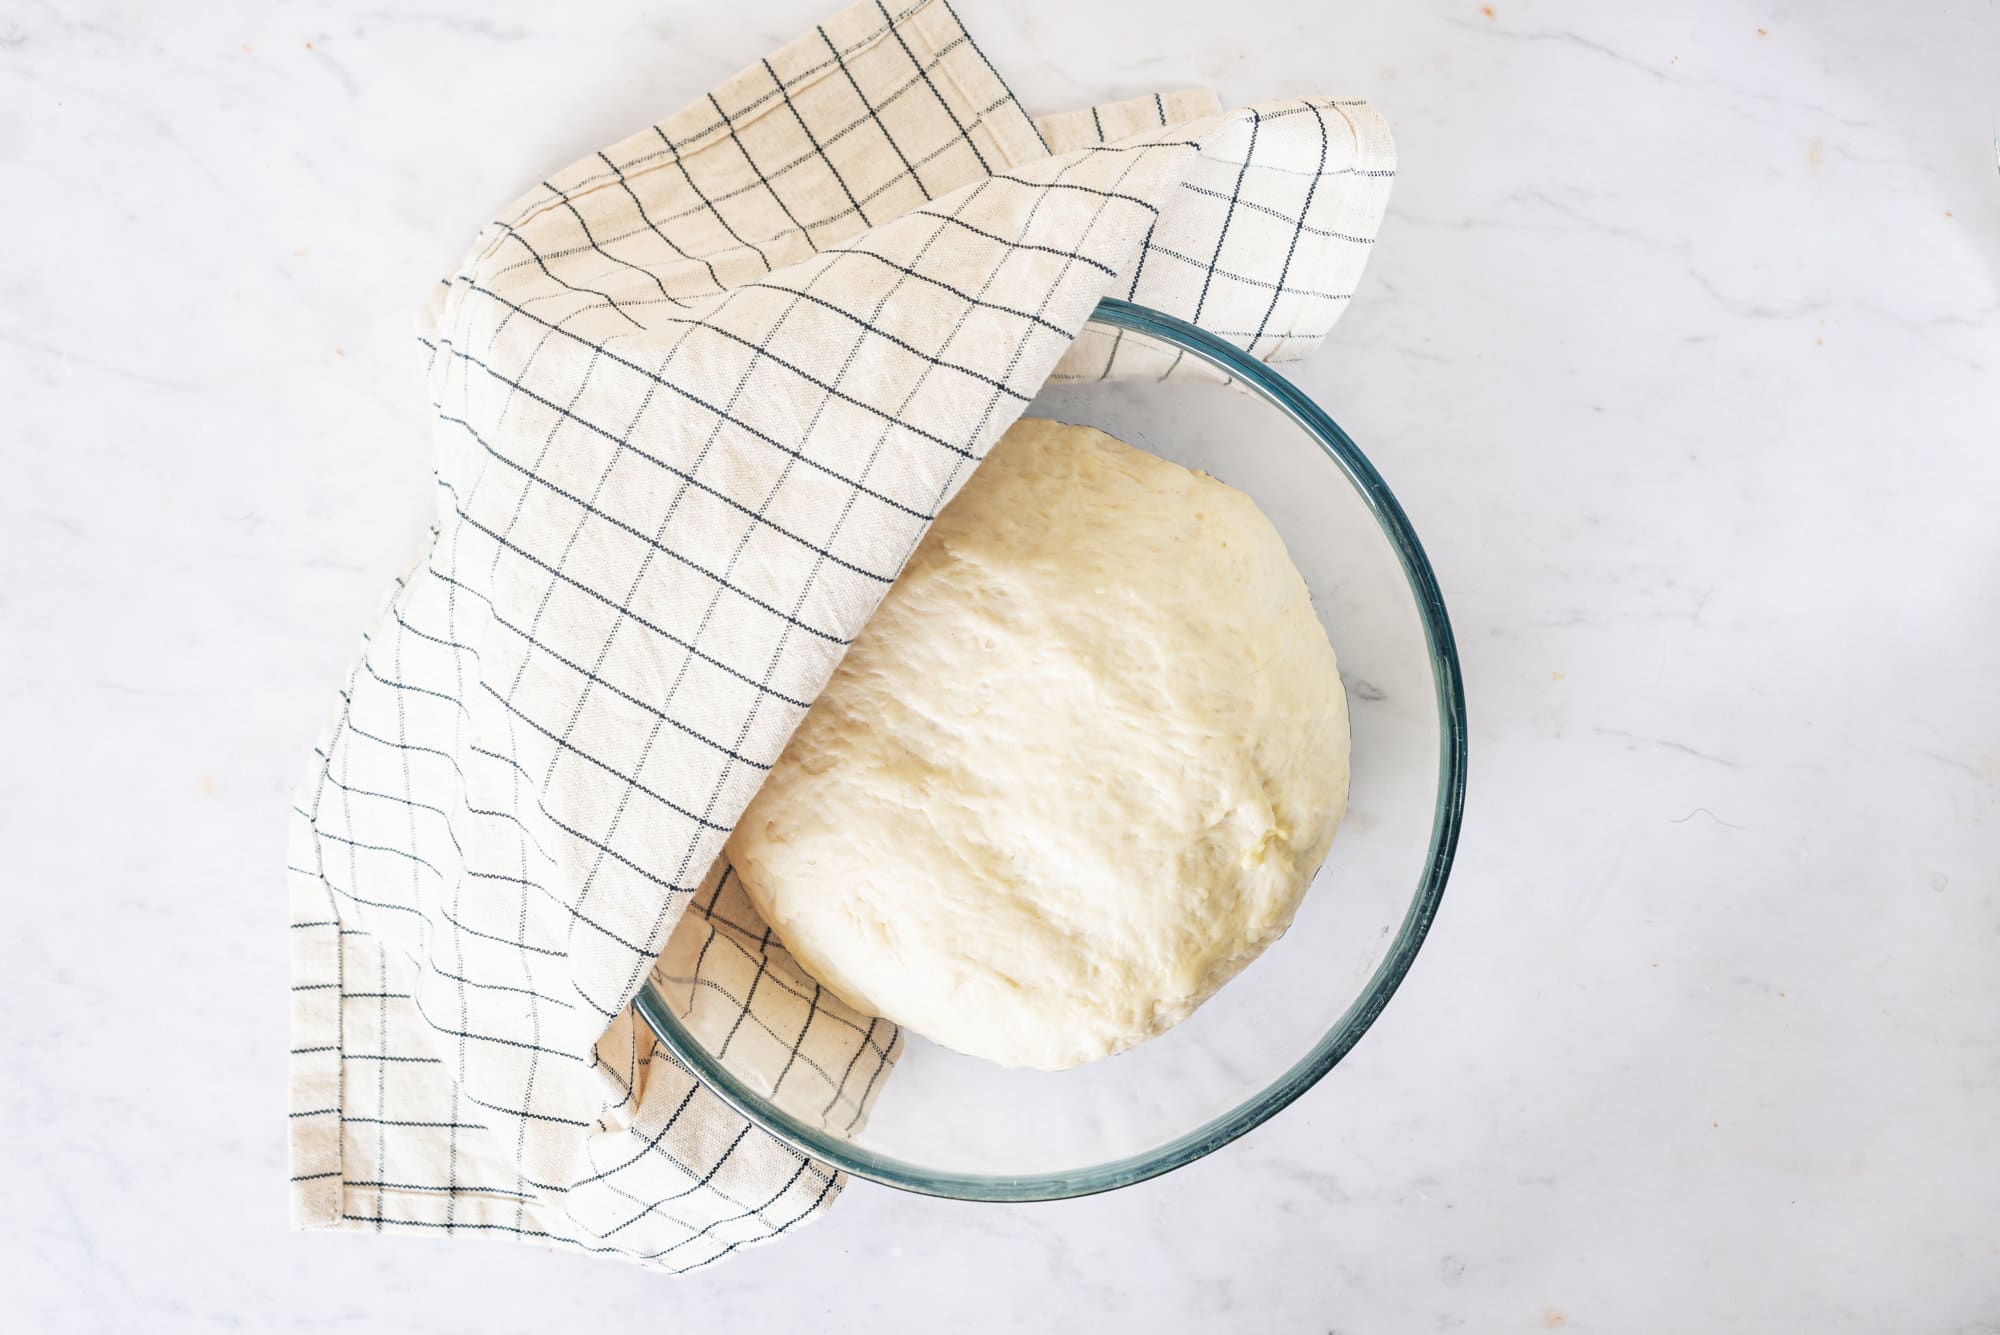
633,298,1466,1201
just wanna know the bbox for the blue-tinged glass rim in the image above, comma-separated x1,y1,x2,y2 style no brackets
632,297,1468,1201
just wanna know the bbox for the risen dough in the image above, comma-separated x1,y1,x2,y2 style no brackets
727,418,1350,1070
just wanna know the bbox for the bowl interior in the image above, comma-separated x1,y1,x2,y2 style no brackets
635,302,1464,1200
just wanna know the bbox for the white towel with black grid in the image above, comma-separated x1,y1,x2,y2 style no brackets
288,0,1394,1271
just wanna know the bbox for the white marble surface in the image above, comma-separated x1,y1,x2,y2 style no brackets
4,0,1997,1329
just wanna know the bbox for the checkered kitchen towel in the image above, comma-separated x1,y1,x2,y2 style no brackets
288,0,1393,1272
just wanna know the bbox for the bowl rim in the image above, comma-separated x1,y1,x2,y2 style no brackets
631,296,1468,1202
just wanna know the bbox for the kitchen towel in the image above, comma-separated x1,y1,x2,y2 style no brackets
289,0,1392,1272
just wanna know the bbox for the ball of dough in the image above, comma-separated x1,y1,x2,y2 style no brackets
727,418,1350,1070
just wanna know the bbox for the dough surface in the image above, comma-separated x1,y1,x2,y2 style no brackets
726,418,1350,1070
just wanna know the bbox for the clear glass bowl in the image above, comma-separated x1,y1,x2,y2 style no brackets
633,298,1466,1201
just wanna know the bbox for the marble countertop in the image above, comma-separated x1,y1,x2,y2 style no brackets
5,0,1997,1329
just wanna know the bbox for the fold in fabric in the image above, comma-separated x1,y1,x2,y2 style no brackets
289,0,1392,1271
